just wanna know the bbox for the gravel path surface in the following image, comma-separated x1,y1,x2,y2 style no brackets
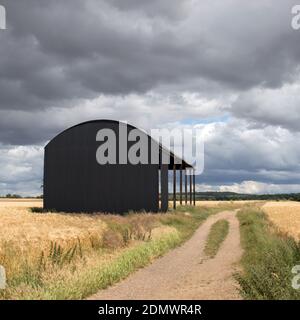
89,210,243,300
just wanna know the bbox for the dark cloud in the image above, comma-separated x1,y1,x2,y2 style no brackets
230,84,300,131
193,119,300,186
0,93,224,145
1,1,300,194
1,0,300,115
110,0,190,20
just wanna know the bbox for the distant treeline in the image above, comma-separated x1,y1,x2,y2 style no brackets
0,194,43,199
169,192,300,201
2,192,300,201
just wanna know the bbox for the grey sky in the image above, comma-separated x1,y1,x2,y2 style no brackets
0,0,300,195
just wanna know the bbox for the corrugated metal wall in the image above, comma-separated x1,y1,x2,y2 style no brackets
44,120,159,213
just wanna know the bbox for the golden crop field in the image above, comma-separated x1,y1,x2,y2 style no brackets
0,200,175,256
0,198,43,208
0,199,197,299
263,201,300,241
170,200,260,207
0,199,249,253
0,199,107,250
0,199,174,252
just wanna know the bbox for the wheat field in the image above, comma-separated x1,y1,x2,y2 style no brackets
0,199,180,299
263,201,300,241
171,200,259,207
0,199,250,252
0,199,212,299
0,199,108,250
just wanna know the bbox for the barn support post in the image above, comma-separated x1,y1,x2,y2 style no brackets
185,169,188,205
161,164,169,212
158,167,161,210
189,169,192,205
180,165,183,205
158,148,161,210
173,164,176,210
193,169,196,206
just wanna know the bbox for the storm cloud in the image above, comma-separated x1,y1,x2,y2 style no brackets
0,0,300,195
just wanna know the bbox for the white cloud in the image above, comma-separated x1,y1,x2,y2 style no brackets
197,181,300,194
0,91,227,144
2,113,300,196
230,80,300,131
197,118,300,174
222,181,300,194
0,144,43,196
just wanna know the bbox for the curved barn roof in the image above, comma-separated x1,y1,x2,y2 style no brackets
46,119,193,169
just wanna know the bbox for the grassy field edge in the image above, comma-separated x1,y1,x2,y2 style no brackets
41,232,182,299
236,207,300,300
204,219,229,258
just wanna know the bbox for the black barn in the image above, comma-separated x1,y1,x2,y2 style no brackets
44,120,195,213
